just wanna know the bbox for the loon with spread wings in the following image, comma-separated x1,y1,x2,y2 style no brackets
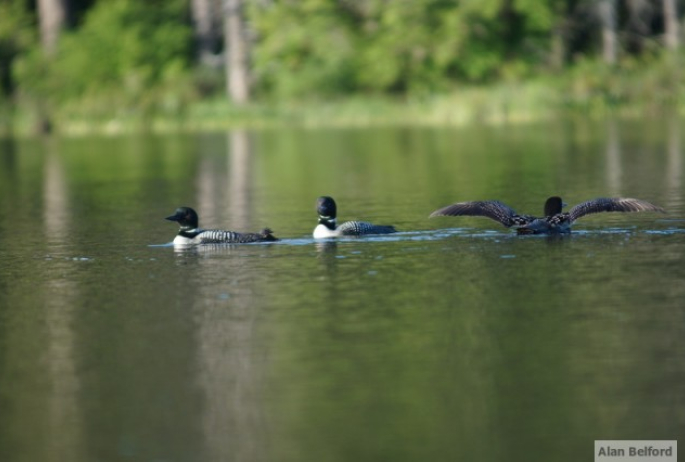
429,196,665,234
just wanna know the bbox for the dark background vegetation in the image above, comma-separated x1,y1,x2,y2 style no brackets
0,0,683,132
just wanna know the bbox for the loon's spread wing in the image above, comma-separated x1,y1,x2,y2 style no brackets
429,200,525,228
337,221,396,236
568,198,665,222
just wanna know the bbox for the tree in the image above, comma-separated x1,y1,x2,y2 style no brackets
224,0,250,104
550,9,567,71
598,0,617,64
663,0,679,50
191,0,220,66
0,0,35,97
625,0,652,54
38,0,69,56
15,0,191,107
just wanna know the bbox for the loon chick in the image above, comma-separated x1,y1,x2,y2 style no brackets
313,196,397,238
430,196,665,234
166,207,277,244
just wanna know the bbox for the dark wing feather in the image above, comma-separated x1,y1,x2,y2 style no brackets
568,198,665,222
199,229,277,243
338,221,396,236
429,201,521,228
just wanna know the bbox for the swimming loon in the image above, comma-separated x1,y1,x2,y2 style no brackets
166,207,277,244
430,196,665,234
313,196,397,238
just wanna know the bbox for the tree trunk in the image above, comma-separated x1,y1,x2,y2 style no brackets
38,0,69,56
598,0,617,64
550,2,570,72
223,0,250,104
191,0,218,66
625,0,652,54
550,27,565,71
663,0,679,50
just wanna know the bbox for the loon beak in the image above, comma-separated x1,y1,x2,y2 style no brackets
165,213,181,222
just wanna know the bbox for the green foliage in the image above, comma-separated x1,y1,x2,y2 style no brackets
4,0,685,133
249,0,562,98
14,0,192,111
354,0,463,92
558,53,684,114
0,0,36,97
249,0,357,98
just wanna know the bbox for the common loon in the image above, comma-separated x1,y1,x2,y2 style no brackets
430,196,665,234
313,196,397,238
166,207,277,244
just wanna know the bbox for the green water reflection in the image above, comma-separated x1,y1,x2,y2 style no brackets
0,120,683,462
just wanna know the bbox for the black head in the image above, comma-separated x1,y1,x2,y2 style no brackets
543,196,566,216
316,196,337,220
165,206,199,229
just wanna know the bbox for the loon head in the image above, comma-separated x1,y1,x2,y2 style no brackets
166,206,199,230
543,196,566,216
316,196,337,229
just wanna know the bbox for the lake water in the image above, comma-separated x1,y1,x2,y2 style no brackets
0,120,683,462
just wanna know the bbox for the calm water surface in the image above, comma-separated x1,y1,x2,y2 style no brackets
0,121,684,462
